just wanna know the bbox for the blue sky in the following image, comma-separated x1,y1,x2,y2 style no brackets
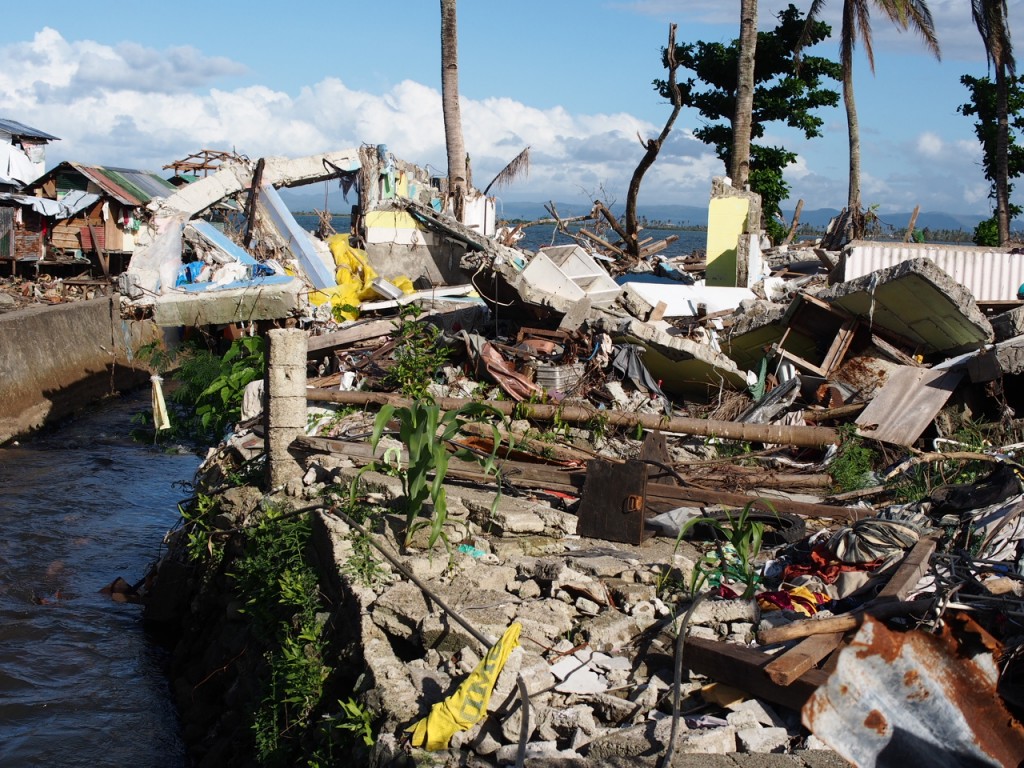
1,0,1020,216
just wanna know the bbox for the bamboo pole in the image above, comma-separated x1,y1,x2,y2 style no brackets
304,389,839,449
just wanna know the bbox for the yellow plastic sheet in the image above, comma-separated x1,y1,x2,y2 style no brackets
407,622,521,750
308,235,413,321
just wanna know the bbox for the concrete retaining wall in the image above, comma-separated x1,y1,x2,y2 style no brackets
0,298,161,443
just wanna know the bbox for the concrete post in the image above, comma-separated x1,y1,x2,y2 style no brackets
265,328,307,493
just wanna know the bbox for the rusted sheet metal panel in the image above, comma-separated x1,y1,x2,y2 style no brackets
803,614,1024,767
855,366,963,446
844,241,1024,303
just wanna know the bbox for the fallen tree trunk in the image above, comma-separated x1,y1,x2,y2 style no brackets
304,389,840,449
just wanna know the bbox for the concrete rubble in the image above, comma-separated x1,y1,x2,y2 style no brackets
13,143,1022,766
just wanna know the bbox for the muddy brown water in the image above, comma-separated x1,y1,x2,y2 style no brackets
0,392,199,767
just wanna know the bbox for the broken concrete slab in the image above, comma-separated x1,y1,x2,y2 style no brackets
150,277,302,326
813,257,994,357
615,317,750,398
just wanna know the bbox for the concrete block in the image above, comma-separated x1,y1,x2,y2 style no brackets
688,597,759,626
585,609,638,652
371,581,429,640
679,724,738,754
737,726,790,754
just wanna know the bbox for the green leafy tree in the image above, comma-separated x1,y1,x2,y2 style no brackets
657,4,841,243
959,73,1024,245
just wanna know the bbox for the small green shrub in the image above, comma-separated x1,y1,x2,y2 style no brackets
384,305,450,398
671,501,769,599
230,505,329,767
829,425,879,493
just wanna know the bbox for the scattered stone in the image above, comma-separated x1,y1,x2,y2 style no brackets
736,726,790,754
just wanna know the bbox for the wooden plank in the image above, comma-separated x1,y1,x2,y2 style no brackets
757,600,929,645
764,631,846,686
683,635,829,712
856,367,964,446
307,319,399,355
89,224,109,276
874,535,938,603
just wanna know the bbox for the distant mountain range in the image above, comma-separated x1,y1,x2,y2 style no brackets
277,188,994,233
492,201,994,233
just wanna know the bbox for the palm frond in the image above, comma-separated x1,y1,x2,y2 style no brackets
483,147,530,196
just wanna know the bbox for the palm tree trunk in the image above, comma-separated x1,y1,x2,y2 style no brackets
440,0,467,222
996,61,1011,244
730,0,758,189
844,50,863,238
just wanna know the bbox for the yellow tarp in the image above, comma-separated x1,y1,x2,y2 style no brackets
307,235,412,321
407,622,521,751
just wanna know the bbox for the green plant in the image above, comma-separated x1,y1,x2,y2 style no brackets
179,492,222,565
367,397,502,550
195,336,266,440
333,698,375,747
384,305,450,398
674,502,769,599
230,505,330,767
829,424,879,493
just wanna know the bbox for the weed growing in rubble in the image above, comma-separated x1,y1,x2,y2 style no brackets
366,398,502,550
179,492,223,566
672,502,768,599
231,504,331,766
195,336,265,439
829,425,879,493
384,305,450,399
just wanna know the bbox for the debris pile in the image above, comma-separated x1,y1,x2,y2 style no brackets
104,154,1024,766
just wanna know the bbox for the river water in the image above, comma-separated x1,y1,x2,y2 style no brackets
0,392,197,767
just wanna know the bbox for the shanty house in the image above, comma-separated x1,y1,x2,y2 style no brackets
0,118,59,186
27,161,177,275
0,118,60,273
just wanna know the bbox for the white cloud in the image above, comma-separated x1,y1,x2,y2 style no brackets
917,132,944,157
0,25,1001,214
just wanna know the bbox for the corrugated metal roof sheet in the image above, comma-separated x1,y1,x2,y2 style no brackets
0,118,60,141
69,163,176,207
844,240,1024,302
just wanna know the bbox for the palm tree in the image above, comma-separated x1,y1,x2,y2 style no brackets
440,0,467,222
972,0,1015,245
731,0,759,190
800,1,940,238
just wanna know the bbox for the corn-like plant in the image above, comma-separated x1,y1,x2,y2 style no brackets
676,501,768,599
369,398,502,550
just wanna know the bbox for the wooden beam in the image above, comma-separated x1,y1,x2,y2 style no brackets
683,635,829,711
304,389,841,449
293,434,867,521
764,631,846,686
783,200,804,245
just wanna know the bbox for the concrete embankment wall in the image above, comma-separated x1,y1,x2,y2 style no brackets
0,297,161,444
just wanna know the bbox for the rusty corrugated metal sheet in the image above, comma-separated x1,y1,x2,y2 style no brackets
844,241,1024,302
69,163,175,207
803,614,1024,767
